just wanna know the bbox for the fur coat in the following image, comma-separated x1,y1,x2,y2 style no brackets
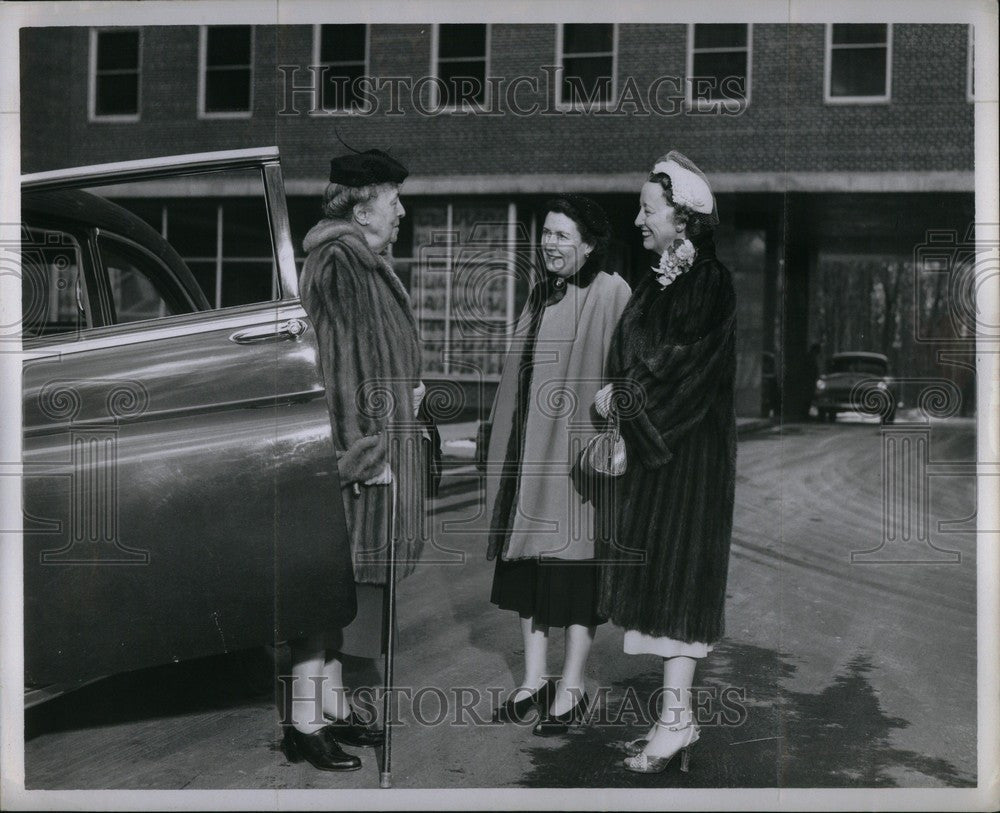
597,234,737,643
300,219,427,584
486,264,632,561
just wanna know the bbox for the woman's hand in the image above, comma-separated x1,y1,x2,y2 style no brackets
337,434,388,486
594,383,614,419
364,462,393,486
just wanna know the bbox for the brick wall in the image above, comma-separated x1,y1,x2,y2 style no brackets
21,24,973,178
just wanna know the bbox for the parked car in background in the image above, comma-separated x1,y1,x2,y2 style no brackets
812,351,898,424
20,148,354,703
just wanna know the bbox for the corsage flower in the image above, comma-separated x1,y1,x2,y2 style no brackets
652,238,697,288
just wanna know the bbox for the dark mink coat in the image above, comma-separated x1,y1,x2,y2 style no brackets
597,234,737,644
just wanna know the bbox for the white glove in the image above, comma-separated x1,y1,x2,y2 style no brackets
412,381,426,418
364,462,393,486
594,383,614,419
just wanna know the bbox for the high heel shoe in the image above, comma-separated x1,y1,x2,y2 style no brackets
281,726,362,772
532,691,590,736
323,708,385,747
623,735,649,757
493,679,555,723
622,718,700,774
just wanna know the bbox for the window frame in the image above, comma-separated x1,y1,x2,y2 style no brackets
823,23,893,106
95,229,198,326
554,23,619,111
311,23,371,116
20,224,95,340
88,27,142,123
429,23,492,113
198,25,255,120
966,25,975,103
685,23,753,112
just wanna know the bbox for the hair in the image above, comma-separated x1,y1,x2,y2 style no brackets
321,181,383,221
543,195,611,262
648,158,714,241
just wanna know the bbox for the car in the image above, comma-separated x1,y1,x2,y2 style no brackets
20,148,355,703
811,351,899,424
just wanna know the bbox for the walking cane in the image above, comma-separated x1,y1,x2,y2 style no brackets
379,473,398,789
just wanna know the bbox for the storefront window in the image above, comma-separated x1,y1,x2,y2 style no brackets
411,202,523,381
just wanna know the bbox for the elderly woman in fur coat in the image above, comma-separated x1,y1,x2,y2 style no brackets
283,149,428,772
595,152,737,774
485,196,631,736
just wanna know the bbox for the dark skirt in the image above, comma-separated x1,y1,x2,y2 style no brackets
328,583,387,659
491,557,606,628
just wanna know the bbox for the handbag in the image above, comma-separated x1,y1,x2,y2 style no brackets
580,408,627,477
416,398,443,498
571,408,626,504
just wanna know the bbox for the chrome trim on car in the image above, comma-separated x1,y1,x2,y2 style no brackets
23,388,326,438
22,301,309,357
22,147,282,191
230,318,308,345
263,162,301,299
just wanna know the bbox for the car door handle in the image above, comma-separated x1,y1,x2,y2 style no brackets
230,319,307,345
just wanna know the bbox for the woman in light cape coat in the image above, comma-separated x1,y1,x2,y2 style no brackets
485,196,631,735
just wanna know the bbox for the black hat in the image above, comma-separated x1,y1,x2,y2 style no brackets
328,149,409,187
544,194,612,250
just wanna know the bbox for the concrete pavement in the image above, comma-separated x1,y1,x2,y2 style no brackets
23,418,977,790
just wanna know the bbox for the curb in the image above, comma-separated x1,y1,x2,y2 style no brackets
736,418,777,437
440,417,778,463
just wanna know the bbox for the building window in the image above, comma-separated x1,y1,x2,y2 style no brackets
687,24,751,110
432,24,489,110
314,24,368,113
410,202,524,380
557,24,617,108
89,29,141,121
432,24,490,110
199,26,253,117
824,23,892,104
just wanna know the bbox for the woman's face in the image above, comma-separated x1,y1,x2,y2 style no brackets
355,183,406,255
540,211,593,278
635,181,682,255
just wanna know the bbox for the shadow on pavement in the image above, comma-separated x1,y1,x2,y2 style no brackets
516,642,973,788
25,647,277,739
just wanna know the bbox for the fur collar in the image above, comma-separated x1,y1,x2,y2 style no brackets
303,218,412,314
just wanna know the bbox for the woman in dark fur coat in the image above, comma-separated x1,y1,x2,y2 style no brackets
594,151,737,774
283,149,428,772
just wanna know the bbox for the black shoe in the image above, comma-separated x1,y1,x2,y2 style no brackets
281,726,362,772
533,691,590,736
493,679,556,723
322,709,385,747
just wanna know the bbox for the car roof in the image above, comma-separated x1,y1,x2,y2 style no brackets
21,147,280,190
22,187,211,311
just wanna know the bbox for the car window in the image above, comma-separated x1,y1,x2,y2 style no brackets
98,235,182,324
20,227,90,339
107,168,279,310
828,357,887,375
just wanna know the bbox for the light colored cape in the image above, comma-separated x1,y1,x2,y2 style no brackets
485,271,632,561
